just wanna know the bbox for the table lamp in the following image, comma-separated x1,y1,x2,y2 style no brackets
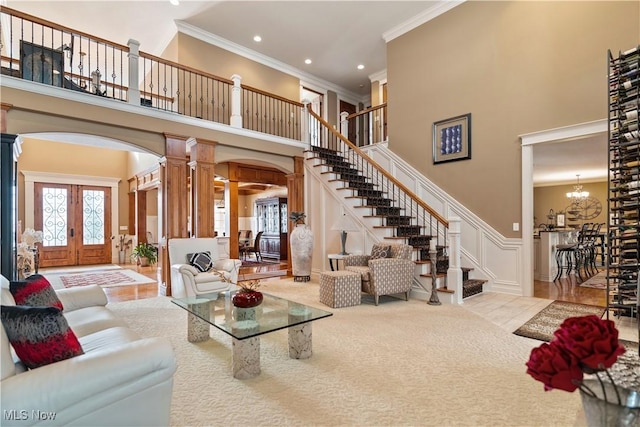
331,214,359,255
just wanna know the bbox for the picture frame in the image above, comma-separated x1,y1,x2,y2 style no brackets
556,213,566,228
433,113,471,164
20,41,64,87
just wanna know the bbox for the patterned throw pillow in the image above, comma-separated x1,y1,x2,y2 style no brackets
370,245,391,259
10,274,63,310
1,305,84,369
187,251,213,273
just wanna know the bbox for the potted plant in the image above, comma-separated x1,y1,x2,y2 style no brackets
131,242,158,267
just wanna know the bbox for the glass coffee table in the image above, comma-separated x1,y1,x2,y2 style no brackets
172,291,333,379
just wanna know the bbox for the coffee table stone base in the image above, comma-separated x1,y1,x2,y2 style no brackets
232,337,261,379
187,303,210,343
288,323,312,359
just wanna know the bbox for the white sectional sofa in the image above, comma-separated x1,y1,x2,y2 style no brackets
0,275,177,426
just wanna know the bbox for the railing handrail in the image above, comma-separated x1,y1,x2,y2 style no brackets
241,84,305,108
138,51,234,85
346,102,386,120
307,105,449,227
1,6,130,51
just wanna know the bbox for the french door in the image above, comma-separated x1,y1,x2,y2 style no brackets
34,183,112,267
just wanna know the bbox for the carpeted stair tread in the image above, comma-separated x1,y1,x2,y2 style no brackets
463,279,486,299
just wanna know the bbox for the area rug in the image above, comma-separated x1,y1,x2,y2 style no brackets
45,268,155,289
513,300,606,342
107,278,584,426
579,271,608,289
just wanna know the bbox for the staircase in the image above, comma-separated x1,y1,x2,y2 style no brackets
305,126,487,301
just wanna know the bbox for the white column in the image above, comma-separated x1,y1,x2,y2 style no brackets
127,39,140,106
230,74,243,128
301,100,311,147
447,217,464,304
339,111,349,139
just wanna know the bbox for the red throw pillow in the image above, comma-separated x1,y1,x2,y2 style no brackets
10,274,63,310
1,305,84,369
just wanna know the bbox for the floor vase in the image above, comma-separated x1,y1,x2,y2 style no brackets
290,224,313,282
580,380,639,427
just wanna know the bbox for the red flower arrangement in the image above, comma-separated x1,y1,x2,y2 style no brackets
526,315,627,403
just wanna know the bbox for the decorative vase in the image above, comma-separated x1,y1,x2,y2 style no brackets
118,250,126,264
232,290,263,308
290,223,313,282
579,379,640,427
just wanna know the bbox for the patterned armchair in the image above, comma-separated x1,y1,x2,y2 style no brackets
344,243,415,305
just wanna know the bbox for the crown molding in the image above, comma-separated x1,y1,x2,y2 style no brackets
175,20,364,103
368,69,387,84
383,0,466,43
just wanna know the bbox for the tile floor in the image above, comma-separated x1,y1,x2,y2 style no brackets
464,291,639,344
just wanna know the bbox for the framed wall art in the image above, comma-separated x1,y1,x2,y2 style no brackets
433,113,471,164
20,41,64,87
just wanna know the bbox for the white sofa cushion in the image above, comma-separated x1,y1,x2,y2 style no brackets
79,326,140,353
64,306,128,338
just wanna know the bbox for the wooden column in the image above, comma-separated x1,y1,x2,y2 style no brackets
286,156,305,274
187,137,216,238
1,103,12,133
226,165,240,259
136,190,148,244
159,133,189,296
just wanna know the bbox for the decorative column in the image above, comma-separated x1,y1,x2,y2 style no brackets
135,189,147,244
159,133,189,296
230,74,243,128
1,103,12,133
286,156,305,275
127,39,140,106
187,137,216,238
447,217,463,304
339,111,349,139
225,180,239,259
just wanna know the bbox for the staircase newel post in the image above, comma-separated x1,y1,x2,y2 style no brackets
127,39,140,106
428,239,442,306
340,111,349,139
230,74,243,128
447,217,463,304
302,100,311,148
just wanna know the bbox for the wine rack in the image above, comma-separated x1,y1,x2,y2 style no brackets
607,46,639,331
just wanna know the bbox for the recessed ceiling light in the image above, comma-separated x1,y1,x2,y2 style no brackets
169,0,179,5
357,64,365,70
305,59,312,65
253,35,262,42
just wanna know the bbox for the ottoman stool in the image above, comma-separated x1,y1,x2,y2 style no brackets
319,270,361,308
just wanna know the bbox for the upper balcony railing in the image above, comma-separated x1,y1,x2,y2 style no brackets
341,103,387,146
0,6,303,141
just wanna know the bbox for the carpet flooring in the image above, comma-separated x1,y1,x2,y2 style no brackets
513,300,606,342
44,267,155,290
579,271,607,289
107,278,585,426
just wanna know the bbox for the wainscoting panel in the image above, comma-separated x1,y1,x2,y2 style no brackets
360,143,525,296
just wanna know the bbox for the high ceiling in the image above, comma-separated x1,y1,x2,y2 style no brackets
4,0,608,185
5,0,444,97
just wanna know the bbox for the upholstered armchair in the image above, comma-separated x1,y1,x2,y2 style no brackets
344,243,415,305
168,238,242,298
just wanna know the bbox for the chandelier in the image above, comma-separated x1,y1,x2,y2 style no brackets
566,174,589,199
